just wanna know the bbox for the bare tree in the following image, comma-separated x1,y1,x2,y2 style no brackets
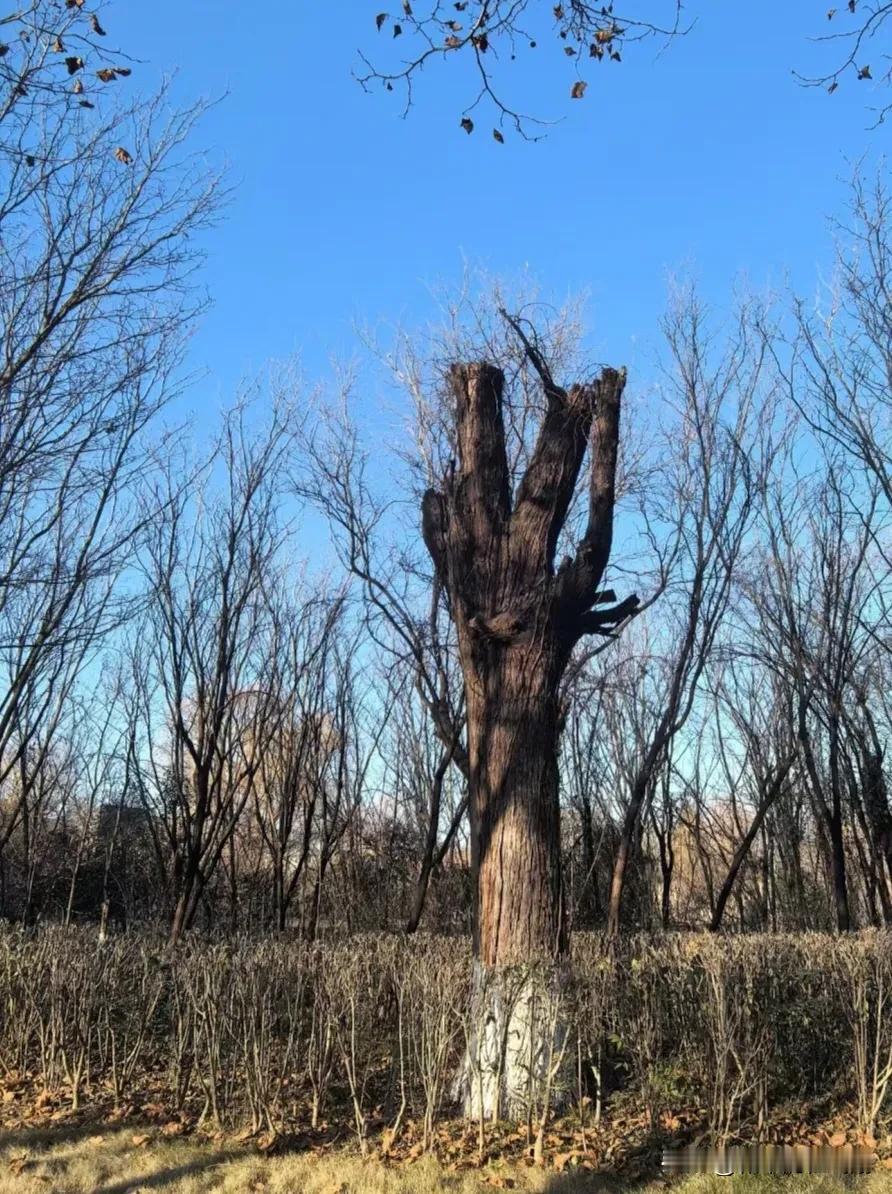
129,402,298,944
300,287,641,1111
248,584,346,932
604,292,771,935
408,302,644,1112
0,56,218,911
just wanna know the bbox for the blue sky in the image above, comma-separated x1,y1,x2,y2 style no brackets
109,2,884,417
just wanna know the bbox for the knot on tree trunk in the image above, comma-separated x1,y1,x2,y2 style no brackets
468,608,527,642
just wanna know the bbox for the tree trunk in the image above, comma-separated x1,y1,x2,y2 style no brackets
450,648,568,1116
421,354,632,1119
576,794,602,927
468,654,564,967
710,767,791,932
405,742,461,934
828,810,851,931
606,776,648,937
659,842,674,930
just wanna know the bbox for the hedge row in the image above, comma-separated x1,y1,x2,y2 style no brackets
0,929,889,1147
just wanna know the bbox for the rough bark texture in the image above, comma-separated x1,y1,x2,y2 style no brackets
421,353,634,1113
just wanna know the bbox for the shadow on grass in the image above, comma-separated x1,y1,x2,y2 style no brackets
0,1118,117,1151
541,1174,661,1192
539,1179,659,1189
95,1151,232,1193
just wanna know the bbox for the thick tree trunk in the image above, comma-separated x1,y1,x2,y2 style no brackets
452,649,567,1117
467,654,565,967
420,354,632,1120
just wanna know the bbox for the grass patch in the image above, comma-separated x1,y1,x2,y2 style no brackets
0,1129,891,1194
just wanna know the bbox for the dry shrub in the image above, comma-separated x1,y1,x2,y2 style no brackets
0,926,887,1143
391,934,469,1148
831,931,892,1135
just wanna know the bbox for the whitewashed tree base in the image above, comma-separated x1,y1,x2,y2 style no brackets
455,959,572,1120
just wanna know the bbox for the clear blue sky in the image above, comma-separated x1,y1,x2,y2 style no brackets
109,1,884,410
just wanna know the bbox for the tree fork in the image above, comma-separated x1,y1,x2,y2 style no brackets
421,345,635,1114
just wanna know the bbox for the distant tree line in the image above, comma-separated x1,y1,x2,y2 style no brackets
3,2,892,960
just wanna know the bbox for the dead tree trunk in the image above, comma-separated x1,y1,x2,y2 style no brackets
421,346,636,1115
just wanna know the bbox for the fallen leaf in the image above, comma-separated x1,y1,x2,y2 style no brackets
553,1151,575,1170
131,1133,151,1146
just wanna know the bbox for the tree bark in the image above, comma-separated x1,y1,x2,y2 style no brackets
466,648,565,966
420,352,633,1116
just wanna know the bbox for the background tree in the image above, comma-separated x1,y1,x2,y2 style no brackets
128,402,298,944
0,1,219,920
604,292,772,934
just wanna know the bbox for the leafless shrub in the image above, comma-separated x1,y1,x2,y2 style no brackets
322,936,396,1155
832,930,892,1135
0,927,886,1143
392,935,469,1150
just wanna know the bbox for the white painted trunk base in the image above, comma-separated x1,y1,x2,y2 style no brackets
455,960,571,1120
